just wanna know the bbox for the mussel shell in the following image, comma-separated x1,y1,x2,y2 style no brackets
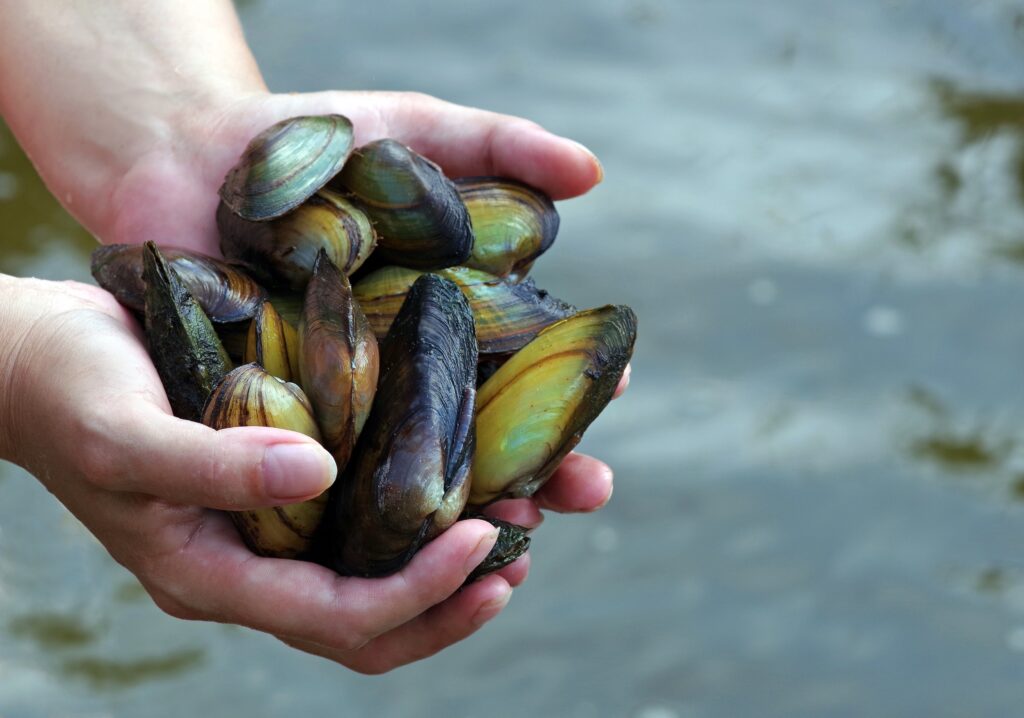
217,189,377,290
335,139,473,269
219,115,355,222
463,515,531,584
353,265,576,355
142,242,232,422
202,363,326,558
468,305,637,505
456,177,559,281
299,251,379,472
92,243,266,323
329,273,478,577
244,301,301,383
203,363,321,438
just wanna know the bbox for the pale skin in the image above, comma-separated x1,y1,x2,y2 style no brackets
0,0,630,673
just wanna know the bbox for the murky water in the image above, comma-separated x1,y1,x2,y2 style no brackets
3,1,1024,715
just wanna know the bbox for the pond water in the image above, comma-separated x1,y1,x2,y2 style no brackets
3,1,1024,715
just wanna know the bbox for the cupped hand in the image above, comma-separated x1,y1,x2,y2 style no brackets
11,91,627,672
0,276,518,674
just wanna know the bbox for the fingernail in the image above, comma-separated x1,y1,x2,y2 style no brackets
472,587,512,626
464,527,499,573
566,139,604,184
595,466,614,510
263,443,337,500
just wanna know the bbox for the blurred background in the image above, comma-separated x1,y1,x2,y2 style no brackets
3,0,1024,715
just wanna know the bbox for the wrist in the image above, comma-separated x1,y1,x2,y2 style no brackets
0,0,268,247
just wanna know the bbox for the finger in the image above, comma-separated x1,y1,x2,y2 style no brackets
482,498,544,529
280,574,512,674
494,552,531,588
154,517,498,651
79,399,336,510
533,452,614,513
374,94,603,200
613,363,631,399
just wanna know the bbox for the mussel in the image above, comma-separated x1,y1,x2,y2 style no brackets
456,177,559,281
464,515,532,584
334,139,473,269
92,243,266,323
142,242,232,422
203,363,328,558
468,305,637,505
217,188,377,289
329,274,478,577
353,265,575,355
219,115,355,222
244,300,301,383
299,251,379,472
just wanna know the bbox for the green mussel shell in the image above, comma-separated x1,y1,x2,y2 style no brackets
468,305,637,505
335,139,473,269
219,115,355,222
463,515,531,584
329,274,478,577
142,242,232,422
456,177,559,281
353,265,575,356
217,188,377,290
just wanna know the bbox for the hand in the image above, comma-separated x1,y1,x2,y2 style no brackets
0,0,629,673
0,276,510,674
0,94,628,669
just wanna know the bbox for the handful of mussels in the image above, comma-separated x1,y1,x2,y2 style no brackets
90,115,637,579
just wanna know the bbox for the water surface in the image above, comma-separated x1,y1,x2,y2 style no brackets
3,1,1024,716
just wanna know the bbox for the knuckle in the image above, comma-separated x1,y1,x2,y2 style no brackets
150,591,202,622
336,622,373,653
73,409,120,488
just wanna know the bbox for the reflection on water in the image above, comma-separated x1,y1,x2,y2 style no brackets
929,79,1024,266
911,432,1009,472
904,385,1018,486
8,613,98,649
58,649,205,691
976,567,1012,595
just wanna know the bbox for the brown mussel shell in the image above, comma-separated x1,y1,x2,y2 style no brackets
202,363,327,558
142,242,232,422
329,273,478,577
456,177,559,282
353,265,576,356
468,305,637,505
219,115,355,222
217,188,377,290
334,139,473,269
92,243,267,323
299,251,379,472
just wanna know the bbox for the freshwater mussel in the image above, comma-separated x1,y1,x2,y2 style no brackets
91,112,635,585
334,139,474,269
92,243,266,323
353,265,576,356
457,177,560,281
327,274,478,577
203,363,328,558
